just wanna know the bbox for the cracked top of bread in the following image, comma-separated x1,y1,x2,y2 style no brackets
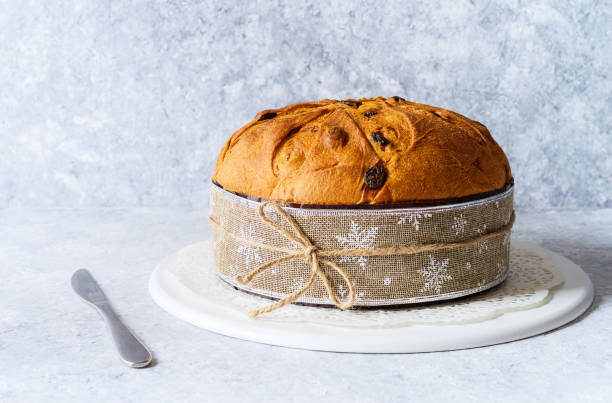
211,97,513,206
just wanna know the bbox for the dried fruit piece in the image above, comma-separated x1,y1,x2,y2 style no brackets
391,96,404,102
339,100,362,108
259,112,277,120
364,111,377,118
364,165,387,189
371,132,389,146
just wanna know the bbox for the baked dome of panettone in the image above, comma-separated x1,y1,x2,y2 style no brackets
212,97,513,205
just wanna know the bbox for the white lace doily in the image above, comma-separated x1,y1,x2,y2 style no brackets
150,240,593,352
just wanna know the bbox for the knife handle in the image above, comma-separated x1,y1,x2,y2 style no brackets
96,304,152,368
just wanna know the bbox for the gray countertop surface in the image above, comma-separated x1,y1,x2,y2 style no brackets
1,208,610,402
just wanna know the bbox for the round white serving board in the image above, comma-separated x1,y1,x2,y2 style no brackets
149,241,593,353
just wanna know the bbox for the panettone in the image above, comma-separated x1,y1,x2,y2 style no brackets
212,97,512,205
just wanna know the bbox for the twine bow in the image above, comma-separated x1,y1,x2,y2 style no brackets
209,202,515,318
234,202,355,318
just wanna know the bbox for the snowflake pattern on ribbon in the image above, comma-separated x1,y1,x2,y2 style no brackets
475,223,487,235
496,259,506,279
396,212,432,231
335,221,378,269
478,240,489,254
337,284,347,299
475,223,489,254
228,264,239,277
290,277,306,292
237,225,265,269
451,214,468,235
417,255,453,294
503,232,511,247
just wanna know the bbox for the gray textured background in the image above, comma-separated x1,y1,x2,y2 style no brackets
1,0,610,209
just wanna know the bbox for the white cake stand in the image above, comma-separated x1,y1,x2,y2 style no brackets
149,241,593,353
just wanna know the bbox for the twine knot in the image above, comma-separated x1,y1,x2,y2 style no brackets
303,245,318,263
229,202,356,318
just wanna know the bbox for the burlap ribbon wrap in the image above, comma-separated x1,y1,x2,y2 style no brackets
209,184,514,317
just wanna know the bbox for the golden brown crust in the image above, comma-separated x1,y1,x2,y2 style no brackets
212,97,513,205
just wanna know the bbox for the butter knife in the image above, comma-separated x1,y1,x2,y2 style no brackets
71,269,153,368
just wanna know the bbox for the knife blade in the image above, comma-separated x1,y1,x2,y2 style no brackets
71,269,153,368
